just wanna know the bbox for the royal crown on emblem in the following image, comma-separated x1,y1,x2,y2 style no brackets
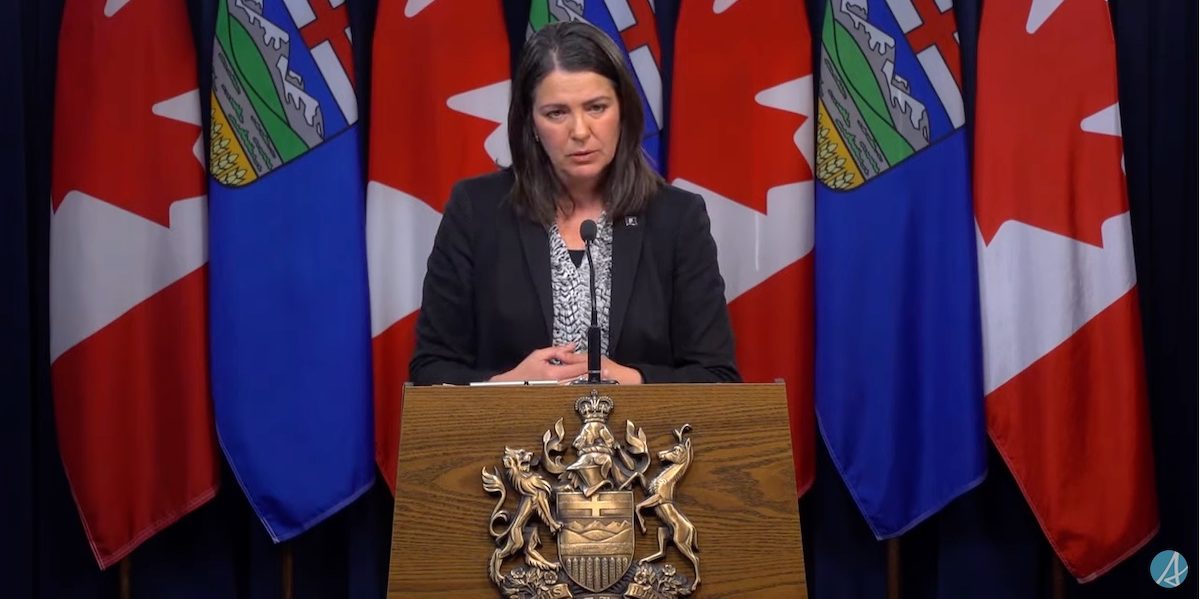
575,390,614,423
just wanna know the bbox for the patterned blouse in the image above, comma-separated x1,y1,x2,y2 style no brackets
547,214,613,356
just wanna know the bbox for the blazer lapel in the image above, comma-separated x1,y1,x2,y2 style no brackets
517,215,554,339
608,215,643,351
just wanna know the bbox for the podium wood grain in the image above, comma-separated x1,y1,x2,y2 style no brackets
387,383,806,598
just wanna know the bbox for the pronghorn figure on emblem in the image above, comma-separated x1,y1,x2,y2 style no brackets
635,424,701,592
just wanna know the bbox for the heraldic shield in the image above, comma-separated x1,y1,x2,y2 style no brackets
557,491,635,592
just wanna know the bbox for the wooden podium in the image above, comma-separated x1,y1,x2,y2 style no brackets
387,383,806,598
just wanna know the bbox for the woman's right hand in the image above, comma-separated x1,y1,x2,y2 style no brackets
489,345,588,383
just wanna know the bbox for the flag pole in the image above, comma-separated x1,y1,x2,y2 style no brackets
118,557,131,599
1051,555,1065,599
887,538,901,599
281,543,294,599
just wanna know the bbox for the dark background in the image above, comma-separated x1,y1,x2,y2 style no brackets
1,0,1194,597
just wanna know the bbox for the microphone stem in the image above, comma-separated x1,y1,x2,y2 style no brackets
585,240,601,383
586,242,597,324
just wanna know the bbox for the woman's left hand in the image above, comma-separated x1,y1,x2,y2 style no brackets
601,356,644,385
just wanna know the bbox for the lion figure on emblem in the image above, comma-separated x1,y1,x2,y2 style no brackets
482,447,563,584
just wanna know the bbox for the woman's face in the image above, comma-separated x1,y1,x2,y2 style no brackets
531,68,621,195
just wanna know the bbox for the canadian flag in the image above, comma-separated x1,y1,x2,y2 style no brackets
367,0,511,490
975,0,1158,580
668,0,815,494
50,0,217,567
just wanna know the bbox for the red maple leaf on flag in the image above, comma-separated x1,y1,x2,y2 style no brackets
974,0,1127,247
668,1,812,213
51,0,204,225
369,0,509,213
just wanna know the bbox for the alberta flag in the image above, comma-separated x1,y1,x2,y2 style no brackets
814,0,986,537
209,0,373,540
529,0,663,169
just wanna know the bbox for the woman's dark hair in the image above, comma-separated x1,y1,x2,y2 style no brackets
507,21,663,225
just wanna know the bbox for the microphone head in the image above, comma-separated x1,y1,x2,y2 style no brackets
580,219,598,243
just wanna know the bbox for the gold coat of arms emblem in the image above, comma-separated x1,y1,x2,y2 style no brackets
482,390,701,599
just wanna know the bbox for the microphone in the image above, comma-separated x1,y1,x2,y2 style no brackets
580,218,598,243
575,219,612,385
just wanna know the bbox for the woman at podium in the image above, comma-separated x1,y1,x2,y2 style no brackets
409,22,739,387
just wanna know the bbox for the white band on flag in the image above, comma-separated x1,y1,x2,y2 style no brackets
605,0,637,30
917,46,964,128
311,41,358,125
283,0,317,28
629,46,663,129
886,0,922,33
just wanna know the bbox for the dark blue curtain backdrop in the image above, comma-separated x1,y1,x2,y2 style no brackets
1,0,1193,597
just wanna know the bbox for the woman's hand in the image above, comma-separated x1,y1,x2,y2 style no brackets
490,345,587,383
601,356,644,385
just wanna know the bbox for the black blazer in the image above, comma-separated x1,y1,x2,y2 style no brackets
409,170,740,385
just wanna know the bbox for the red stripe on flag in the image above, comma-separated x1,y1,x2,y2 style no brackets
727,258,814,495
988,290,1157,580
372,312,419,492
53,268,218,568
